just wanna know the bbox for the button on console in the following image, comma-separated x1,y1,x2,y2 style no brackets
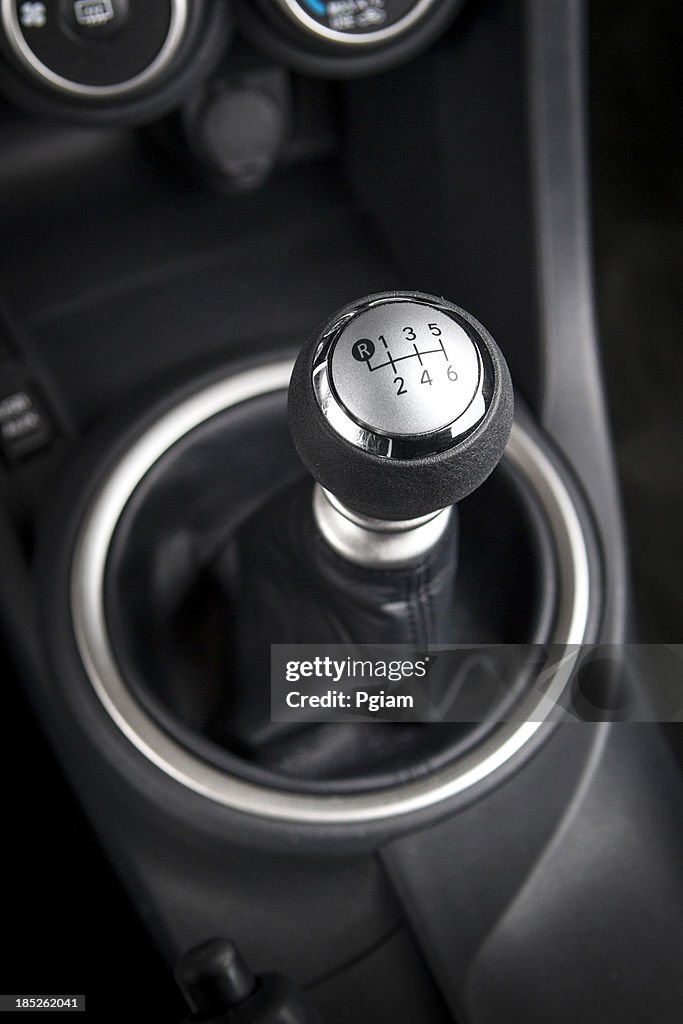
59,0,129,41
0,380,55,462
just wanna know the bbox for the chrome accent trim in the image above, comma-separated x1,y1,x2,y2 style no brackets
314,485,451,567
71,360,593,824
272,0,439,47
1,0,187,99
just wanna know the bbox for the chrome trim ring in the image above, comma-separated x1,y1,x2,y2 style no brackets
71,360,593,825
272,0,439,47
1,0,188,99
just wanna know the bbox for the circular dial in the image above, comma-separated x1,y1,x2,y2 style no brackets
1,0,187,97
271,0,440,46
313,295,493,460
329,301,482,438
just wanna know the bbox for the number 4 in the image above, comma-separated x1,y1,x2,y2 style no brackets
421,369,433,386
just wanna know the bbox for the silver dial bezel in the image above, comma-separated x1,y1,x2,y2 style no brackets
312,294,491,460
0,0,188,99
271,0,440,47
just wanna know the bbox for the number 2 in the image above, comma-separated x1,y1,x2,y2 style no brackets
394,376,407,395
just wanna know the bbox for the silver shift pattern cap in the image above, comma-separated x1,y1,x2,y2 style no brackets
313,295,490,460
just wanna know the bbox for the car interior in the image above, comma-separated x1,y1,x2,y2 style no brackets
0,0,681,1021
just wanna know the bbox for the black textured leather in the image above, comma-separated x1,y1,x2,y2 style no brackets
206,480,461,778
229,481,459,647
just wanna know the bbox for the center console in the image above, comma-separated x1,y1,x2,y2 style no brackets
1,2,682,1022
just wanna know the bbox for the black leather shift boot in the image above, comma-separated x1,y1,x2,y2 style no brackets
206,479,461,780
224,480,458,647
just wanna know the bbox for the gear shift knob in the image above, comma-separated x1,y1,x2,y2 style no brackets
289,291,514,522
